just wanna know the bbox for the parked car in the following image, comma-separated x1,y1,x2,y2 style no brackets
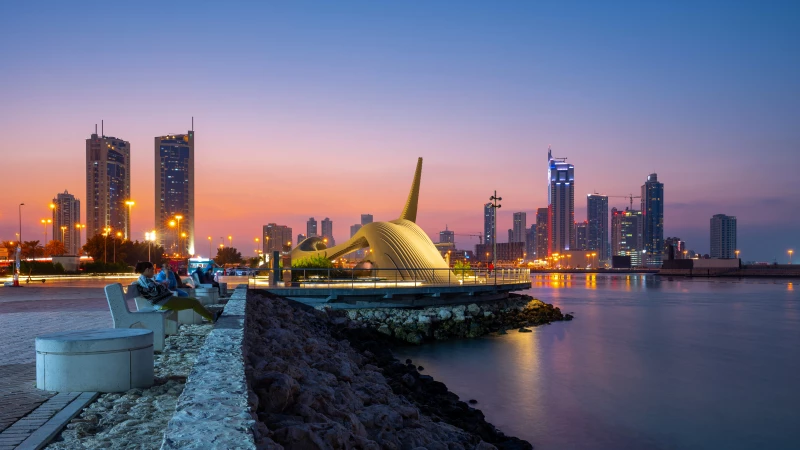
234,267,251,276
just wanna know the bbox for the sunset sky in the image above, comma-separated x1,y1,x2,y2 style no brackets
1,1,798,262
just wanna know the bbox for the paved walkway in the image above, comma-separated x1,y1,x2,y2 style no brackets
0,281,128,434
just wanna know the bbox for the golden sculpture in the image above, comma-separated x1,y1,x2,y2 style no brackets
290,157,453,283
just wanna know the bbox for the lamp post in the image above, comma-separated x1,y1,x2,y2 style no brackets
735,249,740,261
125,201,135,240
180,232,187,258
789,250,794,265
208,236,212,257
41,218,52,257
254,238,260,257
168,220,177,252
114,231,122,263
75,223,85,255
228,235,232,249
18,202,24,248
174,215,183,255
103,226,111,265
60,226,66,244
489,191,502,283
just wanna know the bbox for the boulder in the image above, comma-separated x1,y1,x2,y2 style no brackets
466,304,481,316
437,309,452,321
377,324,391,336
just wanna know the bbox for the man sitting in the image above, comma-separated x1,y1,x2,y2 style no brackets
136,261,221,323
155,263,188,297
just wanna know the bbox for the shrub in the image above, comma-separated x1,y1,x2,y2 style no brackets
454,260,475,277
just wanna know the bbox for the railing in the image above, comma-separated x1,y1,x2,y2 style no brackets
240,267,531,289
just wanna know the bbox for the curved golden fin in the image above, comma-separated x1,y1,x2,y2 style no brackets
399,157,423,223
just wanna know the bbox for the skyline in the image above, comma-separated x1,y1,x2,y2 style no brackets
1,1,798,262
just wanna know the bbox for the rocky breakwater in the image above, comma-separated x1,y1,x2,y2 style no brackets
246,290,531,449
340,294,573,344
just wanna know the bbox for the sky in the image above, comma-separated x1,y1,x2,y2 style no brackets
0,1,798,262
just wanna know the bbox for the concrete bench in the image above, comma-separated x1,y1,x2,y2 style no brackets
104,283,178,352
36,328,154,392
133,295,204,325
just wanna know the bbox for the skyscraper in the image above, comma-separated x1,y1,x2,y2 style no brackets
710,214,737,258
525,225,537,258
512,212,527,244
574,221,588,250
361,214,373,226
306,218,317,237
350,224,362,237
85,131,130,240
52,190,81,255
547,147,575,255
263,223,293,253
535,207,548,260
587,194,609,260
297,233,306,245
321,217,334,246
155,131,195,255
483,203,495,247
641,173,664,266
439,225,454,244
612,207,643,266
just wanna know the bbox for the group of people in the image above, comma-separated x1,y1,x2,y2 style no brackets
134,261,222,323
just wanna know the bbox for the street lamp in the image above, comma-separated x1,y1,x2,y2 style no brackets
735,250,740,260
489,190,502,281
254,237,260,256
180,232,187,257
125,201,135,240
174,215,183,255
115,231,122,263
18,202,24,249
228,235,232,248
168,220,177,252
75,223,85,255
208,236,212,257
103,226,112,265
60,226,66,248
790,250,794,265
41,218,52,256
145,231,156,261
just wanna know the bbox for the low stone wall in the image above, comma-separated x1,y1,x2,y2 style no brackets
160,285,255,450
336,294,571,344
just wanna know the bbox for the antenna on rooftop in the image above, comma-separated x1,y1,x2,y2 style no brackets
101,120,104,137
95,124,97,135
191,116,194,132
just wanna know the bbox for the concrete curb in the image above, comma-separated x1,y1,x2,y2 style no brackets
160,285,254,450
3,392,99,450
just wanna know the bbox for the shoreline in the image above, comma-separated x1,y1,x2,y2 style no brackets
245,290,573,449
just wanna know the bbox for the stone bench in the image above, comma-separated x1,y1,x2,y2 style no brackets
36,328,154,392
105,283,178,352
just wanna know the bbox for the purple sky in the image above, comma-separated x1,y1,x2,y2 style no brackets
0,1,798,262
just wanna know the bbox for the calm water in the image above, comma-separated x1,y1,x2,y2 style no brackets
399,274,800,450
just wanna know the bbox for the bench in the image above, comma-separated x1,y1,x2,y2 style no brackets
190,273,220,304
36,328,154,392
104,283,178,352
130,284,204,325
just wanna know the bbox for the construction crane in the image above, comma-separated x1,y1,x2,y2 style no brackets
602,193,642,210
453,233,483,245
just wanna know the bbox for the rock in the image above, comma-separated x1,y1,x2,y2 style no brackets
468,399,478,404
346,310,359,320
518,327,532,333
467,303,481,316
405,359,412,364
418,314,432,324
406,332,424,345
437,309,452,321
417,366,424,371
565,313,574,320
377,324,391,336
401,373,416,387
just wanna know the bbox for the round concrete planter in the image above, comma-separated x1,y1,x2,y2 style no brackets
36,328,154,392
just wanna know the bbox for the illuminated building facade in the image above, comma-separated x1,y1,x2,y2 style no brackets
512,212,527,244
86,132,130,240
263,223,293,253
321,217,335,246
439,225,454,244
535,207,548,259
574,221,588,251
547,147,575,255
641,173,664,266
306,218,317,237
155,131,195,255
587,194,609,260
612,207,643,266
52,190,81,255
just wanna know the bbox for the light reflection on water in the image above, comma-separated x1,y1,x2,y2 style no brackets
398,274,800,450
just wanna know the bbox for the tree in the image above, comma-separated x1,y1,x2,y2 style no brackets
454,260,474,277
2,240,18,258
21,240,42,259
215,247,243,265
84,234,166,266
45,240,66,257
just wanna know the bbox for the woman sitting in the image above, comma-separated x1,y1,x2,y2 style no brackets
135,261,221,323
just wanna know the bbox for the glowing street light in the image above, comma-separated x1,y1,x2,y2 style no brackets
41,218,52,256
735,250,740,260
228,235,233,248
60,226,66,245
208,236,212,257
75,223,85,255
790,249,794,265
103,226,112,265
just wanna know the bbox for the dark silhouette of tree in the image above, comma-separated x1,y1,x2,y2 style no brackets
83,234,166,266
215,247,243,265
2,240,18,258
21,241,42,259
45,240,66,257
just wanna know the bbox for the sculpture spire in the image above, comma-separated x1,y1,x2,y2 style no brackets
399,157,423,223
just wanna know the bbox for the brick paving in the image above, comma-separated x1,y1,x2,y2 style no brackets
0,280,134,434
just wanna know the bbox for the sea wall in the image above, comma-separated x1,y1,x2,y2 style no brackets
335,294,572,344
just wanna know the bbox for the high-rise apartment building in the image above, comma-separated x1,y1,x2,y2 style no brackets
574,221,588,251
297,234,306,245
263,223,293,253
350,224,362,237
664,237,686,259
321,217,334,246
587,194,609,260
439,225,454,244
535,208,548,260
306,218,318,237
641,173,664,266
483,203,495,247
52,190,81,255
525,225,537,258
512,212,527,244
710,214,737,258
86,131,130,240
612,207,643,266
155,131,195,255
361,214,373,226
547,147,575,255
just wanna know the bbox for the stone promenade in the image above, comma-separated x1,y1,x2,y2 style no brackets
0,278,135,435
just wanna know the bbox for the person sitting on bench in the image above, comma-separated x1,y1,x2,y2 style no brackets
135,261,221,322
155,263,188,297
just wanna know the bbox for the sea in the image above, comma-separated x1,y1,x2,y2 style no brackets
398,274,800,450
